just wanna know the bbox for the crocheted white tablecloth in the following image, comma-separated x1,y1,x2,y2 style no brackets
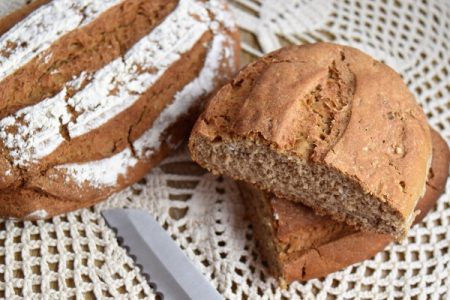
0,0,449,299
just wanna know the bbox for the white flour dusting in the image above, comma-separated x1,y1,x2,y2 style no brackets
0,0,237,189
59,25,236,188
0,73,89,166
58,148,139,188
0,0,123,81
0,0,209,167
25,209,48,220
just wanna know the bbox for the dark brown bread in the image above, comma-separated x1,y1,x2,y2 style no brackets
0,0,178,118
0,0,50,36
190,43,432,240
239,129,449,284
0,0,240,219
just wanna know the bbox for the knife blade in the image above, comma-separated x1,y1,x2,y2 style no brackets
101,208,223,300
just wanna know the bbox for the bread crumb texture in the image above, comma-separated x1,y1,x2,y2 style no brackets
190,43,432,240
238,128,448,283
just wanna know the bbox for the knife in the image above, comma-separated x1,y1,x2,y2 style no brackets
101,208,223,300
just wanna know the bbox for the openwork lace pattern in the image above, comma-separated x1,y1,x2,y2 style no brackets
0,0,449,299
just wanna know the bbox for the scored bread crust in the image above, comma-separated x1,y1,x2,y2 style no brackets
239,129,449,283
0,0,240,219
190,42,432,239
0,0,49,36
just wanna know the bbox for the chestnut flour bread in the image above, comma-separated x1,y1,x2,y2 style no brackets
239,128,449,284
0,0,239,219
189,43,431,240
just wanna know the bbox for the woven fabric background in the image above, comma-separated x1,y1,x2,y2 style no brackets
0,0,449,299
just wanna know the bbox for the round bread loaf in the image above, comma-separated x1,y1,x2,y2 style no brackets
0,0,240,219
190,43,432,240
239,128,449,283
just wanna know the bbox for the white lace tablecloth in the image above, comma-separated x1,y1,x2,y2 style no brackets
0,1,449,299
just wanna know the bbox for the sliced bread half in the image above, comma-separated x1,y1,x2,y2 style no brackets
190,43,432,239
239,128,449,283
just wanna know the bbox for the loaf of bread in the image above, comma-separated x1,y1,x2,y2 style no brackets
239,129,449,283
0,0,239,219
189,43,431,240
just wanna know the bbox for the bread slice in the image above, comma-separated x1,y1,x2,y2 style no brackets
189,43,432,239
0,0,240,219
239,128,449,284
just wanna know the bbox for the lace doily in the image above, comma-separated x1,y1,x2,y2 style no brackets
0,0,449,299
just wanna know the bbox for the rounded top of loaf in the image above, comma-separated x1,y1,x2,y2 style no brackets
264,128,448,282
0,0,240,219
192,42,432,221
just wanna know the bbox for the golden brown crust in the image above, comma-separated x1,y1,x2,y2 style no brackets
241,129,448,283
414,128,450,221
0,0,50,36
0,113,188,218
0,1,240,219
283,231,391,283
0,0,178,118
191,42,432,237
323,45,431,224
39,32,212,167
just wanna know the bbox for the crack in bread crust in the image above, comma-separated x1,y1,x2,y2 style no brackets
237,129,448,283
0,0,179,118
0,0,240,218
190,42,432,240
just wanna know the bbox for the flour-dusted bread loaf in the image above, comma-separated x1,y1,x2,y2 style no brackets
189,43,432,240
0,0,239,219
239,129,449,283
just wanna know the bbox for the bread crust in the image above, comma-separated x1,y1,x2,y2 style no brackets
240,129,449,283
190,42,432,238
0,0,50,36
0,0,179,118
0,0,240,219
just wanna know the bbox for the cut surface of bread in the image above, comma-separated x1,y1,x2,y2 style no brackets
0,0,240,219
190,43,432,239
239,129,449,283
